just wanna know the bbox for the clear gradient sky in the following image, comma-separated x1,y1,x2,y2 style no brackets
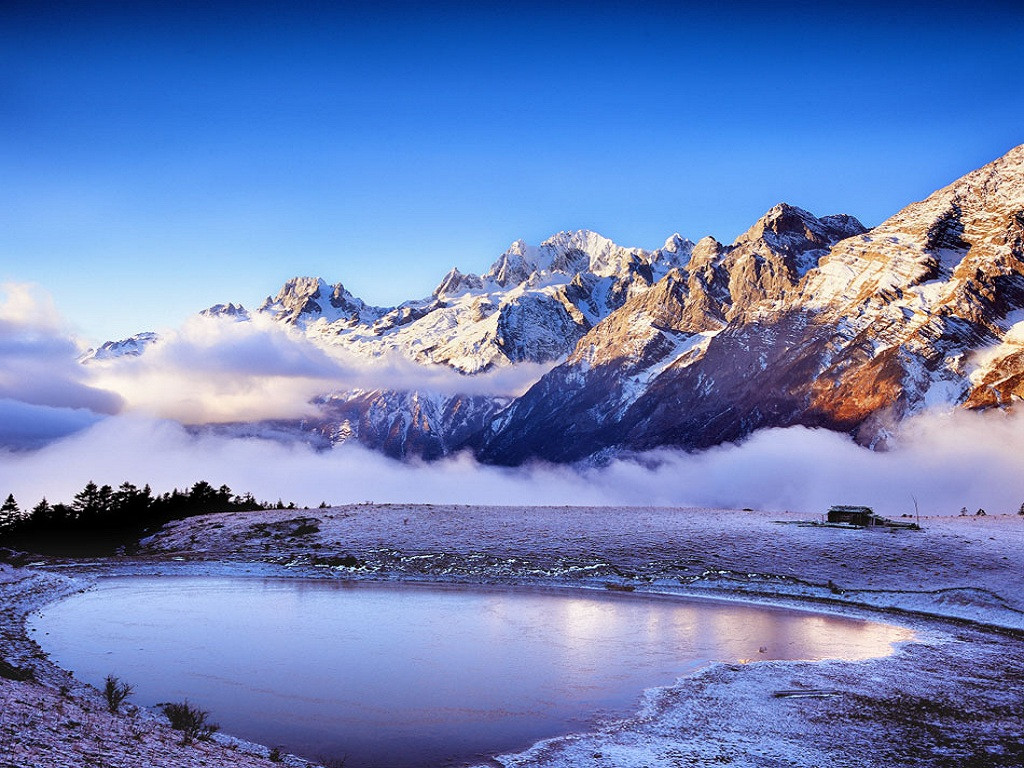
2,0,1023,342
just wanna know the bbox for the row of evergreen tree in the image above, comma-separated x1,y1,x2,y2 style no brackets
0,480,286,553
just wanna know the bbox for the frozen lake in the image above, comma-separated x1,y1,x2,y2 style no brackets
29,576,908,767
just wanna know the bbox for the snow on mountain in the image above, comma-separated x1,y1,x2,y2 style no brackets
199,302,250,320
78,145,1024,463
788,143,1024,440
312,389,508,459
244,229,693,376
80,332,159,362
478,205,867,463
480,145,1024,463
85,229,691,456
258,277,383,328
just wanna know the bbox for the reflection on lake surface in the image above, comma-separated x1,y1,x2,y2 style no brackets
29,577,909,768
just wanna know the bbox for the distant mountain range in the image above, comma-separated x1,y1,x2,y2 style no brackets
86,145,1024,463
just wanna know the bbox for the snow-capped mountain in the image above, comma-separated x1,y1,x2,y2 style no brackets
80,332,159,361
239,229,693,374
85,145,1024,464
477,204,869,463
480,145,1024,463
87,228,694,455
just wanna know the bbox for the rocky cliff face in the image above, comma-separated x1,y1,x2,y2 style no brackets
476,205,869,463
249,229,693,375
479,145,1024,463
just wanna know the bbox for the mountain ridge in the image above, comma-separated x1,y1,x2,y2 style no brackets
83,145,1024,464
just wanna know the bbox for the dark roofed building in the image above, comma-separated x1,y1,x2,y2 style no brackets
827,505,878,527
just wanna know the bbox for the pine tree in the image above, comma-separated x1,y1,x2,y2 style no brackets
30,498,52,525
216,484,233,504
0,494,21,533
72,481,101,520
189,481,216,505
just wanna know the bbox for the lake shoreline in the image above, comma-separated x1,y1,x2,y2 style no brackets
3,505,1023,766
28,572,911,768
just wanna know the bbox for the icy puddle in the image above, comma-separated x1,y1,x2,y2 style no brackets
29,576,909,768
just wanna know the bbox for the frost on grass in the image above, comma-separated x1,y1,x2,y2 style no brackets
3,505,1024,768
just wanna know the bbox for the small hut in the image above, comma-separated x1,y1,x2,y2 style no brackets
826,505,878,527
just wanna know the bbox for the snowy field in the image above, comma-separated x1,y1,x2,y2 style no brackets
2,505,1023,767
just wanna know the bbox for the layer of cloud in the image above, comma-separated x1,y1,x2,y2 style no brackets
0,399,105,450
88,314,553,423
0,283,122,447
87,315,347,423
1,409,1022,518
0,284,551,444
601,410,1024,516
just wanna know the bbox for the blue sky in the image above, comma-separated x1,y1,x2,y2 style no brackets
2,1,1023,342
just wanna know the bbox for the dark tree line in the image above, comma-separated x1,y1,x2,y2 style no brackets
0,480,284,555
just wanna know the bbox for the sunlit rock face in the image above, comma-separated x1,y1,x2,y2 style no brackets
85,146,1024,462
478,204,871,463
480,145,1024,462
247,229,694,376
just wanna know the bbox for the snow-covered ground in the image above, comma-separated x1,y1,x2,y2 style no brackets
2,505,1023,767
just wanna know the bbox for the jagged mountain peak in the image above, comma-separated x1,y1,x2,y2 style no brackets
539,228,619,252
542,227,599,242
482,229,670,287
691,235,724,256
80,331,159,363
432,267,483,299
200,302,249,320
259,276,376,326
75,145,1024,467
483,241,539,287
735,203,867,250
661,233,693,253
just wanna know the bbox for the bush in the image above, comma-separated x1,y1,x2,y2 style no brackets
103,674,134,712
160,700,219,744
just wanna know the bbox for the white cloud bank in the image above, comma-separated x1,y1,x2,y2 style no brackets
1,283,549,435
88,313,552,423
2,283,1024,517
0,283,121,447
1,410,1023,517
